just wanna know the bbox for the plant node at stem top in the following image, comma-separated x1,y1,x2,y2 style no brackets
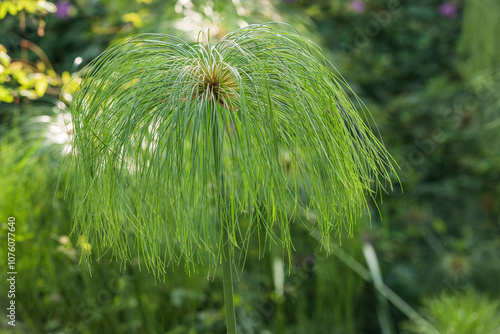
187,57,239,111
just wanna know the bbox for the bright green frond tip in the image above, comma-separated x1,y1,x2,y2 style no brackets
68,22,397,276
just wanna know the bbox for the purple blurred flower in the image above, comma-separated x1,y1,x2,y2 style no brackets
55,1,72,19
438,2,457,18
351,0,365,13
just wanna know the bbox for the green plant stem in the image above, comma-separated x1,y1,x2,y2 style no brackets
212,108,237,334
222,226,237,334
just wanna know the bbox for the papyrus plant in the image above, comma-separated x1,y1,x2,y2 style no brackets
68,23,396,333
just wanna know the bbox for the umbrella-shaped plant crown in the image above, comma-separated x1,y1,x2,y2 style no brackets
68,23,396,277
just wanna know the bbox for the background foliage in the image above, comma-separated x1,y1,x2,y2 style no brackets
1,0,499,333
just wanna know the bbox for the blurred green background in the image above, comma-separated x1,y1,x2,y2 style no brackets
0,0,499,333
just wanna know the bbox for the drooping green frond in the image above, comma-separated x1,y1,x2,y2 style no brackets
68,22,396,276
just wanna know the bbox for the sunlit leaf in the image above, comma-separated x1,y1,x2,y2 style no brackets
37,0,57,13
122,12,143,28
35,77,48,97
0,85,14,103
0,2,17,19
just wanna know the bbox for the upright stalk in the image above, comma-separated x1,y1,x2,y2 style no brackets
212,108,237,334
222,223,237,334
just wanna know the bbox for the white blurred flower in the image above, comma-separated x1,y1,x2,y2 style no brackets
32,109,73,155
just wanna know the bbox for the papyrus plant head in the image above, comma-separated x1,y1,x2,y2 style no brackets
68,23,396,276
